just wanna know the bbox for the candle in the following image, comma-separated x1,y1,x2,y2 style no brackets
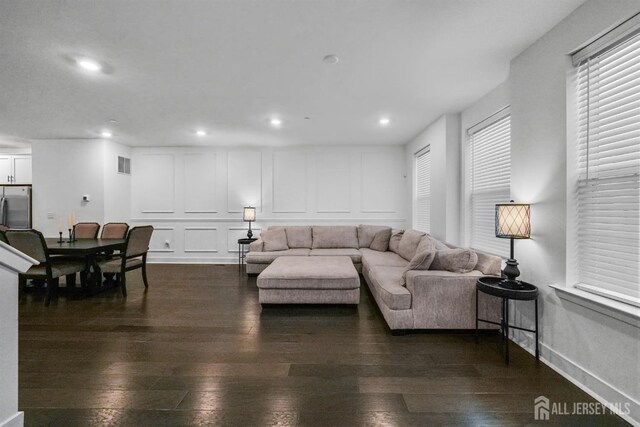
67,213,73,229
57,217,63,233
71,211,76,225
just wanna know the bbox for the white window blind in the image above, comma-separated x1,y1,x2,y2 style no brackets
573,18,640,306
415,147,431,233
469,112,511,256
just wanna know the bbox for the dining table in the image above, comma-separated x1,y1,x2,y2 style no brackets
45,238,126,295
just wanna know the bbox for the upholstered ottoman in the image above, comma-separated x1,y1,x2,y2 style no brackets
257,256,360,305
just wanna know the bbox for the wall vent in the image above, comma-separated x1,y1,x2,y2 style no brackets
118,156,131,174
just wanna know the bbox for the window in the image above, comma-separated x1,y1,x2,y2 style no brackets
468,109,511,255
415,147,431,233
571,14,640,306
118,156,131,175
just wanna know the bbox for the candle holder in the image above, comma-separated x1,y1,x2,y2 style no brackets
67,228,76,243
58,231,63,243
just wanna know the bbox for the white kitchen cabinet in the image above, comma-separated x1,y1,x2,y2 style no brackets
0,155,32,184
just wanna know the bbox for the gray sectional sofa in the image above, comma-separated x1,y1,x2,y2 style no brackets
247,225,502,331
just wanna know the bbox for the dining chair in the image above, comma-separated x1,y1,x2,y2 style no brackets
0,230,7,244
101,223,129,239
97,225,153,297
73,222,101,239
5,229,86,306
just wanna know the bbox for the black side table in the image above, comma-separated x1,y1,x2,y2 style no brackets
475,276,539,364
238,238,257,272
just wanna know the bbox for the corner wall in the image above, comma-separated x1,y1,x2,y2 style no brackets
405,114,460,243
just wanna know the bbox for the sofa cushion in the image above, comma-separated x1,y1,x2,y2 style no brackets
397,229,426,261
369,228,392,252
367,266,411,310
268,226,313,248
401,237,437,285
260,228,289,252
357,225,392,250
246,249,310,264
388,230,404,254
360,248,409,268
312,226,359,249
427,235,450,251
430,248,479,273
474,251,502,276
310,248,361,263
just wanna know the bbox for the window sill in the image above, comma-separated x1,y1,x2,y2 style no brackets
550,284,640,328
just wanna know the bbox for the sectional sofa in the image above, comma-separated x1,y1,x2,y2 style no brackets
247,225,502,330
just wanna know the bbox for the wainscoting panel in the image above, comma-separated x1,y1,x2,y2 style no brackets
137,154,175,213
361,152,401,213
149,227,175,253
184,153,217,213
227,151,262,213
184,227,218,253
272,151,307,213
316,152,351,213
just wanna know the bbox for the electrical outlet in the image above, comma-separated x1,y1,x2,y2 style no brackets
164,240,170,248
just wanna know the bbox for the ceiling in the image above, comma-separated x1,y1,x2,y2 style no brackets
0,0,586,147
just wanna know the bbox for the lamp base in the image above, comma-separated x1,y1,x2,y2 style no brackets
503,258,520,282
246,230,253,239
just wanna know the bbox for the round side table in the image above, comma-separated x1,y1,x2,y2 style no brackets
475,276,539,364
238,237,257,273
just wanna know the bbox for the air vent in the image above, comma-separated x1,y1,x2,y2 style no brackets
118,156,131,174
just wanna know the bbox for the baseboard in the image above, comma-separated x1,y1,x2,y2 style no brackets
147,257,236,264
511,333,639,426
0,412,23,427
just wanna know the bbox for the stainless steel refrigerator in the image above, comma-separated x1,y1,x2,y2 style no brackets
0,185,31,229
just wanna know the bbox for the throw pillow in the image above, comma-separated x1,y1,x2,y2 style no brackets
357,225,392,248
475,251,503,276
261,228,289,252
400,237,436,285
369,228,393,252
430,248,479,273
389,230,404,254
397,229,426,261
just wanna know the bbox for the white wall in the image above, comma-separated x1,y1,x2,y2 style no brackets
405,114,460,243
457,1,640,423
103,141,132,223
130,145,408,262
31,140,106,236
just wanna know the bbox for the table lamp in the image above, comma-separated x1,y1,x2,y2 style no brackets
495,201,531,282
243,206,256,239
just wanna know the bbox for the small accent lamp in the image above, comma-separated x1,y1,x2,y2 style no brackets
243,206,256,239
495,201,531,282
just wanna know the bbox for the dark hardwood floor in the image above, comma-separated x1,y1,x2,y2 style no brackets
19,264,628,426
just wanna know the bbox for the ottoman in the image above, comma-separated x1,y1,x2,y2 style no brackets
257,256,360,305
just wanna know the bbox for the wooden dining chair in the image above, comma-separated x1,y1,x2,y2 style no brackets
5,229,86,306
97,225,153,297
73,222,101,239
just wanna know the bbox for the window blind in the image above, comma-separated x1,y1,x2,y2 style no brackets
415,147,431,233
573,25,640,306
470,113,511,256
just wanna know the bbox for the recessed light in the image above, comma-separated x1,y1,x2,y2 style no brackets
76,58,102,72
100,131,112,138
109,119,117,123
196,130,207,137
270,118,282,127
379,117,390,126
323,54,339,64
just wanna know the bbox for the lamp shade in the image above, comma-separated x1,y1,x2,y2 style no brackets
495,203,530,239
243,206,256,222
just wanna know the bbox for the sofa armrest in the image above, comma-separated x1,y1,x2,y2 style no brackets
249,239,264,252
404,270,500,329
